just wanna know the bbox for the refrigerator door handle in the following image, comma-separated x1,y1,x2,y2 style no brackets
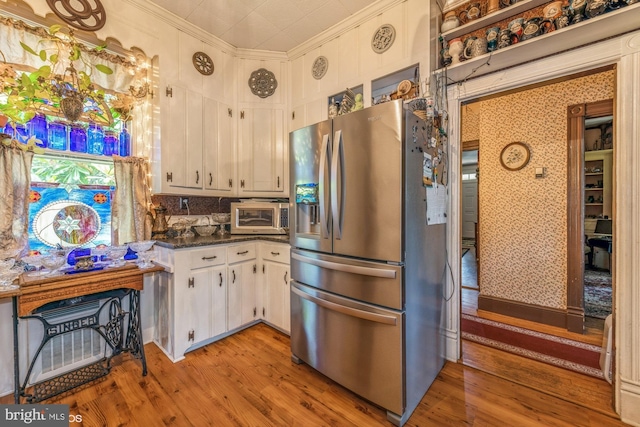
292,285,397,325
319,133,331,239
291,252,397,279
331,130,345,239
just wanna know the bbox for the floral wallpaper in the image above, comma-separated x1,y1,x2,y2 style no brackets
461,103,480,143
476,70,615,309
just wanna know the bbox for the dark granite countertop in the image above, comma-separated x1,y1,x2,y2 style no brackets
155,234,290,249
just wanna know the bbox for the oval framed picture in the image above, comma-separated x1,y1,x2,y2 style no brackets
500,141,530,171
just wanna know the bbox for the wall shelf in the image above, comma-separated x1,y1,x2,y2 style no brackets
441,0,550,41
436,3,640,83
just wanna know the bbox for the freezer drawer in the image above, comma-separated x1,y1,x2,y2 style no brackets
291,249,403,309
290,281,404,415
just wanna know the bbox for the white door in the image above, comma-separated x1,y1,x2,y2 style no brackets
462,164,478,240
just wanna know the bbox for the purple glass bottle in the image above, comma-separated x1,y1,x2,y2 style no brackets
69,124,88,153
103,130,118,156
48,121,67,150
119,124,131,156
87,123,104,155
27,113,48,147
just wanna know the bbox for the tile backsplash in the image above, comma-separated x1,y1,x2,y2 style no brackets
150,195,239,215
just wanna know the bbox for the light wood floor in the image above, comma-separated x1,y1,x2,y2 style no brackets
1,323,628,426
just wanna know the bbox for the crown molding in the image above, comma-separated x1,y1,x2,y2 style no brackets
286,0,405,60
236,48,288,61
122,0,237,54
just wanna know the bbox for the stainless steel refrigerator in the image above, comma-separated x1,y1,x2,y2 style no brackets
289,99,446,426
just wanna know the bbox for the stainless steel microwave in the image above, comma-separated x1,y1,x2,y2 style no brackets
230,202,289,235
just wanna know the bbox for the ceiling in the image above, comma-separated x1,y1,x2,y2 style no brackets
148,0,379,52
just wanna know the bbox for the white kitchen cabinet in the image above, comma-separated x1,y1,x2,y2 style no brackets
238,107,287,195
227,243,258,331
162,84,204,189
153,240,289,362
203,98,235,193
260,242,291,333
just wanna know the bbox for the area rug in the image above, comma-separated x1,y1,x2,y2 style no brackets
584,269,612,320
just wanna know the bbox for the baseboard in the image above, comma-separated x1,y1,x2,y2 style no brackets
478,295,567,328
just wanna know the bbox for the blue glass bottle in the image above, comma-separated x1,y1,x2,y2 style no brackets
27,114,48,147
69,124,88,153
4,122,28,141
103,130,117,156
87,123,104,155
47,121,67,150
119,124,131,156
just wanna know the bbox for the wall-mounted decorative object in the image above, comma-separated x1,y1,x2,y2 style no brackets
500,142,530,171
192,51,214,75
371,24,396,54
248,68,277,98
312,56,328,80
46,0,106,31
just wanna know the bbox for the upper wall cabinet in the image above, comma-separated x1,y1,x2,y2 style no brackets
162,84,204,190
238,107,287,195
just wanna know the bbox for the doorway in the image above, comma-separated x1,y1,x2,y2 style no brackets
567,100,614,334
461,148,478,291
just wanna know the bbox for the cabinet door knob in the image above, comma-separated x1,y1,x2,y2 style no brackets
209,173,213,186
188,277,195,288
232,270,236,283
201,256,217,261
196,170,200,184
284,271,288,285
237,250,249,255
271,251,280,256
219,272,223,287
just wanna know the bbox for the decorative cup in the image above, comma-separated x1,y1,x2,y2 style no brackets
462,36,478,60
521,17,542,41
498,29,512,49
486,26,501,51
508,18,525,44
441,11,460,33
539,19,556,34
585,0,607,17
466,2,482,21
543,1,564,19
471,38,488,57
555,7,573,29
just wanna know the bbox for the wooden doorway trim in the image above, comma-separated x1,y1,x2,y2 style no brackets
566,99,613,333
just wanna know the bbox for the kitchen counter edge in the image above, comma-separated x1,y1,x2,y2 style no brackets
154,234,290,249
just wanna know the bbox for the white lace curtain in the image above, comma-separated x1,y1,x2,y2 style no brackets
0,141,34,255
111,155,152,245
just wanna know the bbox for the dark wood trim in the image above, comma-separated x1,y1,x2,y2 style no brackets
478,295,567,329
566,99,613,334
567,103,586,333
462,139,479,151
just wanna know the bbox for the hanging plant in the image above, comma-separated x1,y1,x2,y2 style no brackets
0,24,118,128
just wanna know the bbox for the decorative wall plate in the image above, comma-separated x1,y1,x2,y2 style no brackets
500,141,530,171
312,56,328,80
371,24,396,54
193,52,214,75
46,0,106,31
249,68,277,98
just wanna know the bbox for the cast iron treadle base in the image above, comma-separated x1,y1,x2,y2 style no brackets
26,359,109,403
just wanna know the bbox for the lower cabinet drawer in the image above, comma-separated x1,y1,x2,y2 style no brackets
189,246,227,269
261,243,290,264
227,243,256,264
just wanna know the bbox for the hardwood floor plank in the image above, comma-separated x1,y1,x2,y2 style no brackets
0,323,629,426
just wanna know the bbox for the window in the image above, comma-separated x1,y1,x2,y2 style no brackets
462,173,477,181
28,155,115,254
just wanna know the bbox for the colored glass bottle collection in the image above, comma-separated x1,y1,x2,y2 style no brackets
4,115,132,157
